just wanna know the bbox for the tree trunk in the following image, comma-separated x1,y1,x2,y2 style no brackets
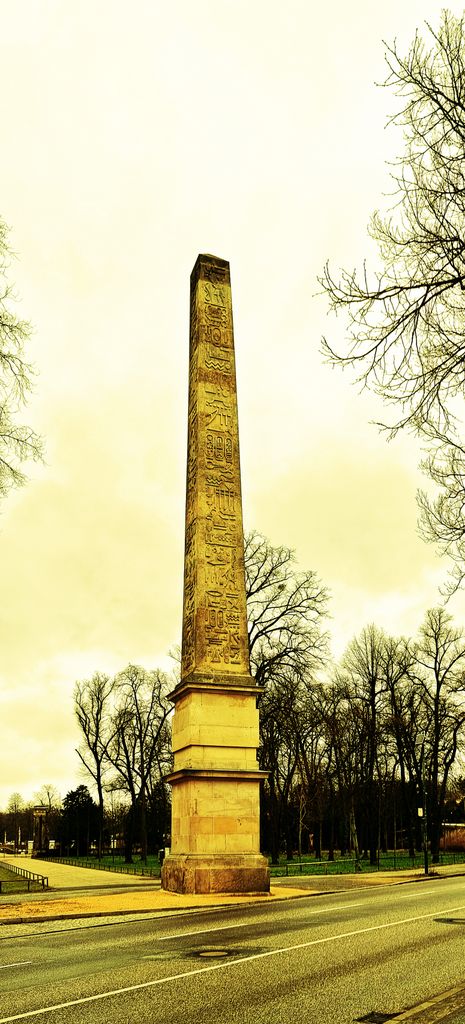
269,785,280,866
97,778,104,860
328,784,335,860
349,802,360,868
140,791,148,864
124,804,135,864
314,820,322,860
429,802,441,863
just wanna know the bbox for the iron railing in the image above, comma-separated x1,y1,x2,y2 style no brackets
0,862,48,892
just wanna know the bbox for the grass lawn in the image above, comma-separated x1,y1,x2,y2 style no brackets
43,849,465,880
0,864,45,894
269,850,465,876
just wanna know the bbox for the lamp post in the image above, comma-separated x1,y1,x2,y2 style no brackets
417,740,429,876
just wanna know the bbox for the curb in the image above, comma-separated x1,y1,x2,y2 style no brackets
0,889,325,926
1,869,463,927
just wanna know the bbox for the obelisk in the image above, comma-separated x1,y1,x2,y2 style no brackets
161,254,270,894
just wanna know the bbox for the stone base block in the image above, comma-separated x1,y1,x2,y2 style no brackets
161,853,270,894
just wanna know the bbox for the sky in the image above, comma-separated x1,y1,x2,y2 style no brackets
0,0,463,810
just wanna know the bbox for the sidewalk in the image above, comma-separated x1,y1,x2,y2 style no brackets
1,857,464,926
0,856,311,923
1,855,157,890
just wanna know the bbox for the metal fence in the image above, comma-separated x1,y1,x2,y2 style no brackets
0,862,48,892
270,857,358,877
43,856,160,878
269,851,465,876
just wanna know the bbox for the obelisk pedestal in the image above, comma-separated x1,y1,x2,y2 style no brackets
161,255,270,894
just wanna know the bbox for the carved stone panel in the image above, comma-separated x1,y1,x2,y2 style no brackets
181,255,250,679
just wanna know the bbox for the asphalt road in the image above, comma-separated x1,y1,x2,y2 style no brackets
2,876,465,1024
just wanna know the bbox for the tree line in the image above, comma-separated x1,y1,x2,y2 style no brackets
68,533,465,867
261,609,465,865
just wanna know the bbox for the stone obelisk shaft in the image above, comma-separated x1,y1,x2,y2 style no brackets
162,255,269,895
182,254,249,681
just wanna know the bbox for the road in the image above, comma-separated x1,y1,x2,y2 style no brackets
1,876,465,1023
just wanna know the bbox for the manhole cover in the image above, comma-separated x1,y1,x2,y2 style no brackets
189,946,261,961
198,950,229,959
143,945,263,963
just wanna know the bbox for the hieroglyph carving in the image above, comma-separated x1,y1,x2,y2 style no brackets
181,256,249,678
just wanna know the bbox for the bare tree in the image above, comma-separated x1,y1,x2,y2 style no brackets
258,671,303,863
341,625,391,864
34,784,61,810
320,12,465,593
7,793,24,851
0,218,42,502
293,683,331,860
321,678,365,864
244,531,329,860
106,665,171,863
327,612,465,865
74,673,117,858
382,635,420,856
322,629,420,864
245,530,329,686
418,438,465,596
412,607,465,861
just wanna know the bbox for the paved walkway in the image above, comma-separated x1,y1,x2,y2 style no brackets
1,855,156,889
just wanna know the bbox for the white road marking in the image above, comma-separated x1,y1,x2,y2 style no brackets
157,921,251,940
0,963,32,971
156,901,365,939
2,901,465,1022
155,885,450,942
397,889,437,899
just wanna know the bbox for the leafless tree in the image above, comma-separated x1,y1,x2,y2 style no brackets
244,530,329,687
322,629,418,864
74,673,117,858
33,784,61,810
258,671,303,863
320,12,465,594
321,677,366,864
382,635,419,855
244,531,329,860
293,682,331,860
106,665,171,863
417,437,465,596
326,612,465,865
341,626,391,864
0,217,42,502
412,607,465,861
7,793,24,851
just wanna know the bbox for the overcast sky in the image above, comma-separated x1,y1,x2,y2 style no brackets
1,0,463,810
